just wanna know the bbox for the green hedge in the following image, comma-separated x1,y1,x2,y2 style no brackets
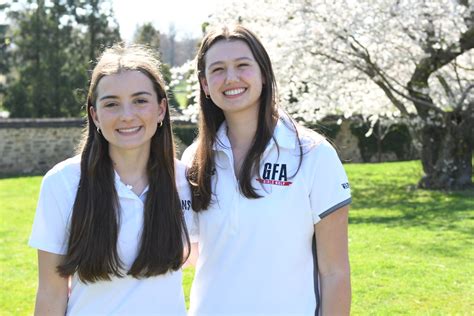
350,122,414,162
173,124,198,146
173,119,417,162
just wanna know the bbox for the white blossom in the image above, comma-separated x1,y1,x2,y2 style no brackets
171,0,473,125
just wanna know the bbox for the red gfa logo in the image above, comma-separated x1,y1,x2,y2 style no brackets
256,163,292,186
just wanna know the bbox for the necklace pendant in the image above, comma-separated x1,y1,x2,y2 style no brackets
125,184,133,190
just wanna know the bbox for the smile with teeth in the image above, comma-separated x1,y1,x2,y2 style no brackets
117,126,141,134
223,88,246,96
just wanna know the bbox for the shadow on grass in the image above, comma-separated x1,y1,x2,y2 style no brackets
349,178,474,237
0,172,45,180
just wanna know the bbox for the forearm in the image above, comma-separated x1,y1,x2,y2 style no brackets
34,285,68,316
315,206,351,315
35,251,68,316
320,270,351,316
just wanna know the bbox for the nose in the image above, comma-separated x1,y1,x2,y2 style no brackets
120,102,136,121
225,67,240,84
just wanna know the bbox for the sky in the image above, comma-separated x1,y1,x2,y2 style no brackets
0,0,221,40
112,0,221,41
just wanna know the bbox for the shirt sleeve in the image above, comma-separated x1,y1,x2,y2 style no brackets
309,141,352,224
29,171,71,255
184,209,199,243
175,159,199,243
180,142,197,167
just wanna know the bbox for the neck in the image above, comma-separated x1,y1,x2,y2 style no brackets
224,109,259,151
109,145,150,193
223,110,259,176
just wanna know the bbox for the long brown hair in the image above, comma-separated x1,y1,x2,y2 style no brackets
187,25,286,211
57,44,189,283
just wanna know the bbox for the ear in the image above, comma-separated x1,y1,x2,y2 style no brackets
200,76,210,96
90,106,100,127
158,98,167,122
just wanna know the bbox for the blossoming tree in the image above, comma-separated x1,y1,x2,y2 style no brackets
176,0,473,190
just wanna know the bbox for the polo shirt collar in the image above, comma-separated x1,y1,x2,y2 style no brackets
213,121,232,152
213,115,297,152
268,116,297,150
114,170,149,201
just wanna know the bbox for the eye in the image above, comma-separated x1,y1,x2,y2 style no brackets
238,63,249,68
211,67,223,73
134,98,148,104
103,102,118,108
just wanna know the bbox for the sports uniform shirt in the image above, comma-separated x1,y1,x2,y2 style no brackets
29,155,193,316
182,117,352,316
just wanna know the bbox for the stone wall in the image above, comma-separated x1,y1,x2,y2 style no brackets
330,120,404,163
0,119,84,177
334,120,362,163
0,118,187,177
0,118,418,177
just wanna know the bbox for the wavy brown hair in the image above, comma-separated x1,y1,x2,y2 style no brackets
187,25,301,211
57,44,189,283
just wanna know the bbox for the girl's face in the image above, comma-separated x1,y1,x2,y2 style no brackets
201,40,264,118
90,70,166,155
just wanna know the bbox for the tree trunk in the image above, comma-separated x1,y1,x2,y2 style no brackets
418,111,473,190
401,22,474,190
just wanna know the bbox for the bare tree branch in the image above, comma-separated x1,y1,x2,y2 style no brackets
457,83,474,108
345,34,445,115
412,27,474,84
453,58,464,91
436,74,456,103
408,26,474,116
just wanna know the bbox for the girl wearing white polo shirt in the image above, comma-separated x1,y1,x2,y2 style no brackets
183,25,352,315
29,45,191,315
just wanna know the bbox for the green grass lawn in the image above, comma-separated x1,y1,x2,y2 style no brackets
1,161,473,315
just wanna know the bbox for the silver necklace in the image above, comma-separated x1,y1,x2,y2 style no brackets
124,175,146,191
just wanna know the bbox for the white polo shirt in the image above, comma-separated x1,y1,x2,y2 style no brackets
29,155,193,316
182,117,351,316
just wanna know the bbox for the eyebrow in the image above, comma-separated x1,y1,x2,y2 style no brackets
99,91,152,101
207,57,254,69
